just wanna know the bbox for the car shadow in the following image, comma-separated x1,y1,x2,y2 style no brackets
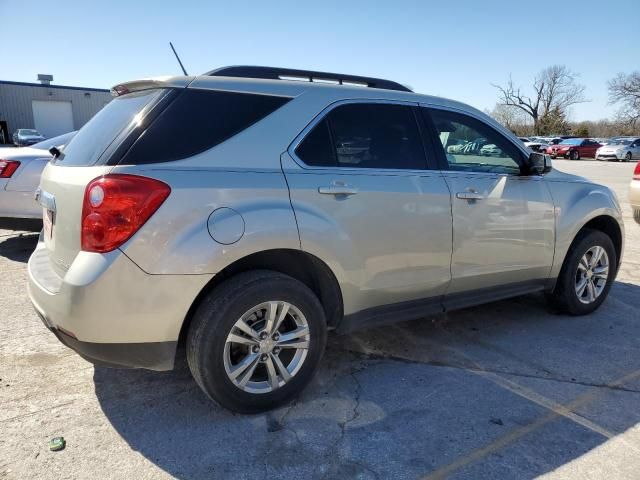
0,232,39,263
94,280,640,479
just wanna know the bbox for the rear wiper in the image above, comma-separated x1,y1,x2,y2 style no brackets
49,147,65,161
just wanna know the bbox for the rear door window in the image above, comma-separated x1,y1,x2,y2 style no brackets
295,103,426,170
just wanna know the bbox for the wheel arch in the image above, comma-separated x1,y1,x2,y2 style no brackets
579,215,623,268
549,213,623,291
178,248,344,347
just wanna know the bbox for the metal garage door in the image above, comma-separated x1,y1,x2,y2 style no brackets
32,100,74,138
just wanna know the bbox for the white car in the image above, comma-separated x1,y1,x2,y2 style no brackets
519,137,549,153
0,131,76,229
595,137,640,162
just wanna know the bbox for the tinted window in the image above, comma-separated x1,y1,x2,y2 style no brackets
428,108,522,175
295,118,335,167
54,89,164,166
122,90,291,164
295,103,426,170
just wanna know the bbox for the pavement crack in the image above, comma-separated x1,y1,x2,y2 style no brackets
334,347,640,394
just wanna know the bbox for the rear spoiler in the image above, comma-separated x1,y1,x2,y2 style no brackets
110,76,194,97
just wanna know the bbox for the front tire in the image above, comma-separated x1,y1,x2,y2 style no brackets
187,270,327,413
548,229,616,315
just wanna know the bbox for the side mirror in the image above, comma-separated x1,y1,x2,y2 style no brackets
527,152,552,175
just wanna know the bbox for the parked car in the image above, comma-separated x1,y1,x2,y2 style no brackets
540,137,562,146
28,66,624,413
595,137,640,162
546,138,602,159
519,137,549,152
631,162,640,224
0,131,76,230
12,129,45,146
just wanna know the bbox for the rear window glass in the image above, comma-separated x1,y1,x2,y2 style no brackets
56,89,164,166
120,90,291,164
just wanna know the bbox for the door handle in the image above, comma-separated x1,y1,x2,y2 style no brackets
456,191,484,201
318,185,358,196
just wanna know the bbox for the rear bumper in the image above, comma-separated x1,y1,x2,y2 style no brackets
39,315,176,370
27,241,213,370
0,188,42,220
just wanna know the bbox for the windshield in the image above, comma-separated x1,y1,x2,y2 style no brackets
559,138,582,145
20,129,39,135
31,131,77,150
56,89,165,166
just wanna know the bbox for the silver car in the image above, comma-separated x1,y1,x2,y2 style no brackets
27,66,624,413
595,137,640,162
12,128,45,146
0,132,76,229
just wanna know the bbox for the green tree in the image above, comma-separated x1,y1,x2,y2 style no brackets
538,107,570,135
573,123,589,137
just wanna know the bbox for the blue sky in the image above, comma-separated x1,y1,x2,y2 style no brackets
2,0,637,121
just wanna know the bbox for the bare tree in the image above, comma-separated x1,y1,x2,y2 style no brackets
486,104,533,135
493,65,587,134
608,71,640,129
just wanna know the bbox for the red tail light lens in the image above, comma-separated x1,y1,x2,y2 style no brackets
81,174,170,253
634,162,640,181
0,160,20,178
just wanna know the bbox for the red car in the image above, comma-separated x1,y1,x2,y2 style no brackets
545,138,602,160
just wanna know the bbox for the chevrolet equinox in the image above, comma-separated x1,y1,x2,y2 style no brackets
28,66,625,412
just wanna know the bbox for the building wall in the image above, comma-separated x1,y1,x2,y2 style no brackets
0,81,112,140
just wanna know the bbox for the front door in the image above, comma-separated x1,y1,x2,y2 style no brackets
283,101,453,317
424,107,555,299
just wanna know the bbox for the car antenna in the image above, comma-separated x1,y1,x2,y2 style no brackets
169,42,188,76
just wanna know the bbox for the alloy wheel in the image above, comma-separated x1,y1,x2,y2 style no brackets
575,246,609,304
223,301,310,394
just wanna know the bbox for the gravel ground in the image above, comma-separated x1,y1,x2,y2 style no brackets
1,159,639,479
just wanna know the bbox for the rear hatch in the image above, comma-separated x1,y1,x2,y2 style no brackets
37,87,171,278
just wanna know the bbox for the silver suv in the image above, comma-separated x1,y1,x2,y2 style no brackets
28,66,624,413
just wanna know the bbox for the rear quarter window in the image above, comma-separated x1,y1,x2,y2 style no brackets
55,89,164,166
120,89,292,164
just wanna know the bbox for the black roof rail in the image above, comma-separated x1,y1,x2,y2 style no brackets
204,66,412,92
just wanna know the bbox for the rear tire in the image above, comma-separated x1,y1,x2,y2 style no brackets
625,152,632,162
570,150,580,160
548,229,616,315
187,270,327,413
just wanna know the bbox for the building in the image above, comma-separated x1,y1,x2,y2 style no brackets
0,76,112,144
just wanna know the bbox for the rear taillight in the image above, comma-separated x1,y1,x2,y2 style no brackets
81,174,170,253
634,162,640,181
0,160,20,178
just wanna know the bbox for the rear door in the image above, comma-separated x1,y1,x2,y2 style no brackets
422,106,555,300
37,89,167,278
283,100,452,316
